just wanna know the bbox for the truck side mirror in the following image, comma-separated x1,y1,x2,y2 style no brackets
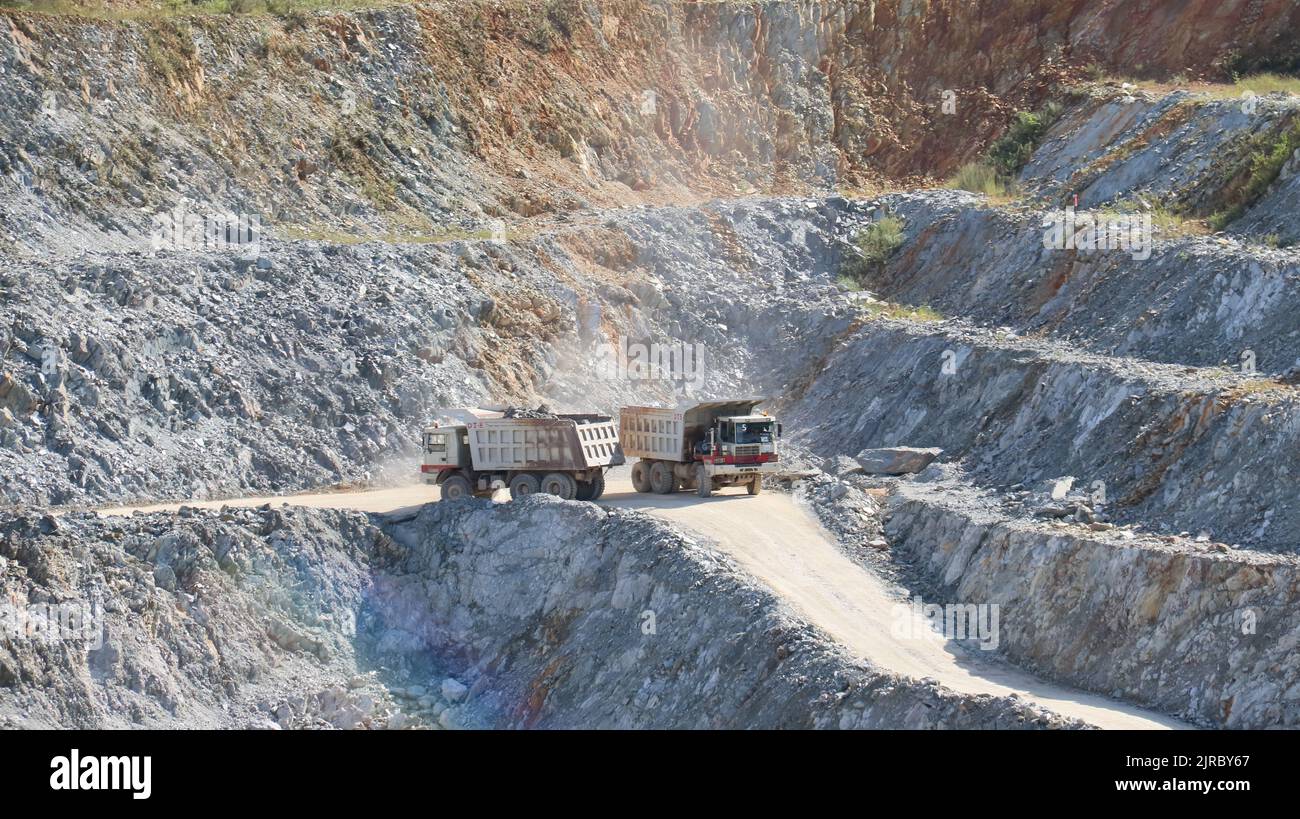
776,423,783,438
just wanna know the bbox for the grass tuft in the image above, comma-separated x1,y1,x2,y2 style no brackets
1231,73,1300,96
865,302,944,322
945,162,1005,197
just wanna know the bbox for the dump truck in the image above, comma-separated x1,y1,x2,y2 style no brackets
421,410,624,501
619,399,782,497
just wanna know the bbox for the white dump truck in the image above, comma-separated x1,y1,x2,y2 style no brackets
619,399,782,497
421,410,623,501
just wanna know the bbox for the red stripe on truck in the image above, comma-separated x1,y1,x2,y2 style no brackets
697,454,779,465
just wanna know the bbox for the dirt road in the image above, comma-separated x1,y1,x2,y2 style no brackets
598,472,1185,729
96,470,1187,729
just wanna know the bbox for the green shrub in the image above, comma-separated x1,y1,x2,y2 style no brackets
987,102,1062,179
839,215,905,284
1208,116,1300,229
943,102,1061,199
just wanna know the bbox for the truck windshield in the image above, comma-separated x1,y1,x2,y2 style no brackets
426,434,446,452
734,422,772,444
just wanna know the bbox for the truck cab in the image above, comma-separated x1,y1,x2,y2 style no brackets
421,424,471,476
701,414,781,463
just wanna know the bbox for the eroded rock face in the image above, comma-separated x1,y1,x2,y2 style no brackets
0,198,870,507
0,499,1079,729
788,318,1300,552
0,505,392,728
882,479,1300,729
2,1,1295,255
372,495,1078,729
868,191,1300,379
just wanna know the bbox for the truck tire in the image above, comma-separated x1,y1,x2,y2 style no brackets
508,473,540,499
440,474,472,502
747,476,763,495
696,464,712,498
540,472,578,500
575,471,605,501
631,461,652,493
649,461,676,494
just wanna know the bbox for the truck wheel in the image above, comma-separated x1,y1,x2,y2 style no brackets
747,477,763,495
631,461,651,493
575,471,605,502
649,461,676,494
696,465,712,498
508,473,540,499
440,474,472,502
540,472,577,500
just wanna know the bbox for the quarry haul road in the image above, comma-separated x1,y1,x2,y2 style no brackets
95,470,1187,730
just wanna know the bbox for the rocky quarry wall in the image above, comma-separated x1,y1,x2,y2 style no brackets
882,478,1300,728
3,0,1298,252
0,499,1078,729
0,198,868,507
788,317,1300,553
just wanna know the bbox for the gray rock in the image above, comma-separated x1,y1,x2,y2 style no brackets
829,455,863,476
854,447,943,475
1033,505,1072,519
440,678,468,703
387,712,412,730
152,565,177,592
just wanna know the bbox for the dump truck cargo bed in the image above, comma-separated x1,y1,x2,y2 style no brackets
465,416,624,471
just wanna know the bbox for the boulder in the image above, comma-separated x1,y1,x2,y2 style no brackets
0,372,37,416
441,677,468,703
854,447,942,475
828,455,863,477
